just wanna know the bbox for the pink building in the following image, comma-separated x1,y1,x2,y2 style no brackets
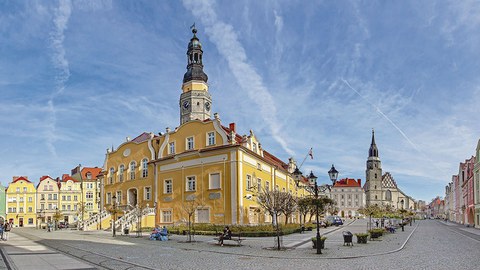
453,175,461,223
462,156,476,226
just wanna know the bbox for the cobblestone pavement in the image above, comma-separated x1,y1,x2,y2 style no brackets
5,219,480,270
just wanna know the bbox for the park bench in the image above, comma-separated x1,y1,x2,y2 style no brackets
213,234,245,246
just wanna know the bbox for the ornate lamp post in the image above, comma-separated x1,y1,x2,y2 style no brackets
293,164,339,254
112,195,117,237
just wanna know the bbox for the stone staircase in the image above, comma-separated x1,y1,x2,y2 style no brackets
113,205,155,232
79,209,110,231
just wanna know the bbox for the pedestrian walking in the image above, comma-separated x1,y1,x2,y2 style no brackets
0,222,4,240
3,222,12,241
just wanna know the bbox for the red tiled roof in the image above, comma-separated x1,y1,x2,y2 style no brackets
12,176,30,183
62,174,78,182
333,178,362,188
263,150,289,171
81,167,102,179
39,175,51,182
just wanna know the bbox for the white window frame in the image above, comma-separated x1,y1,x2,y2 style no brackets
164,179,173,194
246,175,252,190
207,131,215,146
186,176,196,191
186,136,194,150
109,167,115,184
116,191,122,204
161,209,173,223
257,178,262,190
129,161,136,180
144,186,151,200
106,192,112,205
119,164,125,182
169,141,175,155
209,173,221,189
142,158,148,178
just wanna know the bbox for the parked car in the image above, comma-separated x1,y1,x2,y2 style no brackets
325,216,343,226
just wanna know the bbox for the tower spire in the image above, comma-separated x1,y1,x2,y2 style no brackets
183,26,208,83
369,129,379,158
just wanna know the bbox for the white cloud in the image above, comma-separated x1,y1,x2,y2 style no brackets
183,0,295,156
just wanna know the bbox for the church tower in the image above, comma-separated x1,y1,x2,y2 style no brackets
365,129,383,206
180,27,212,125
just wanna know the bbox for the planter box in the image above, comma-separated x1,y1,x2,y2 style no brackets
356,235,368,244
312,238,326,249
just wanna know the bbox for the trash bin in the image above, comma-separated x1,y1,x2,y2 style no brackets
343,231,353,246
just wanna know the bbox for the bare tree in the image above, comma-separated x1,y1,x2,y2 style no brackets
280,192,297,225
182,196,206,242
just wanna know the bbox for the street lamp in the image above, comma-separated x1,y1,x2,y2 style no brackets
293,164,339,254
400,199,405,231
112,195,117,237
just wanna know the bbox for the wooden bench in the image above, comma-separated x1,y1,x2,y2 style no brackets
213,236,245,246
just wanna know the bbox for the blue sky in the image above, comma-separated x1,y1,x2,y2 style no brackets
1,0,479,202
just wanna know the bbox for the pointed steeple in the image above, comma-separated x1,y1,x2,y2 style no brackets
369,129,379,158
183,26,208,83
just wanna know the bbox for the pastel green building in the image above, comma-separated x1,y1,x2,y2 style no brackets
0,183,6,223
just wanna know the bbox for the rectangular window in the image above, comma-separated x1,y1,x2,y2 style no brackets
67,205,71,210
19,197,24,202
53,194,57,200
28,218,33,225
62,195,66,201
48,204,52,210
16,188,20,193
48,194,52,200
40,204,44,210
28,207,32,213
62,205,66,210
246,175,252,190
186,137,194,150
266,181,270,191
19,207,24,213
257,178,262,190
187,176,196,191
74,195,78,201
164,179,173,194
23,187,27,192
28,196,32,202
12,207,16,213
196,208,209,223
74,204,78,211
161,210,172,223
207,132,215,146
169,142,175,154
144,187,151,200
252,143,257,152
106,193,112,205
67,196,71,201
116,191,122,204
209,173,221,189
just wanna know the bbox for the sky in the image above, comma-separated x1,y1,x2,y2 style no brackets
0,0,479,202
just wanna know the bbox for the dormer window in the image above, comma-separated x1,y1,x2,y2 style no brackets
252,143,257,153
86,172,92,179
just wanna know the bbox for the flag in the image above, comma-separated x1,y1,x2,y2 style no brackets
308,148,314,159
190,23,196,30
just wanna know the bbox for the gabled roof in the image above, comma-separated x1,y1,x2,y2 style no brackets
12,176,30,183
382,172,398,189
333,178,362,188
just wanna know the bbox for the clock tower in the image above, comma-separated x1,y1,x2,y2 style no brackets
180,27,212,125
365,129,383,206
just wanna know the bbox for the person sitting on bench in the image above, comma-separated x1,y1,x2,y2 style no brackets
218,226,232,246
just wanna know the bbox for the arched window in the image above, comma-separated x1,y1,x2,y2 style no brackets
142,158,148,178
129,161,136,180
119,165,125,182
385,190,392,201
109,167,115,184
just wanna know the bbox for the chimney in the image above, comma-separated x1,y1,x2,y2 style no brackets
229,122,236,132
358,179,362,186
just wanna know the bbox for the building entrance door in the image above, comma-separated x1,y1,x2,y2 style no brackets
19,218,24,227
128,189,138,207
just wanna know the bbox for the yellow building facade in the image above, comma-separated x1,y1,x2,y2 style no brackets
101,28,307,227
36,176,60,228
58,174,82,224
6,176,37,227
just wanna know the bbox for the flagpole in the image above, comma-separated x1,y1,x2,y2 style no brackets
298,148,313,169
